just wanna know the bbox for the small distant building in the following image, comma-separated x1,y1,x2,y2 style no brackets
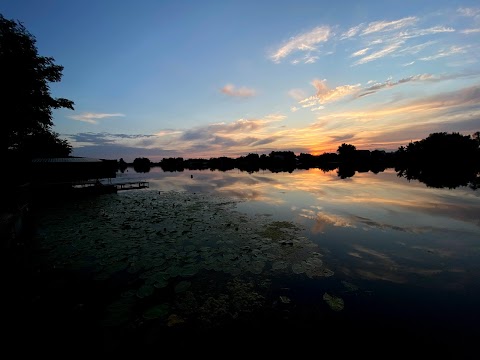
31,157,117,184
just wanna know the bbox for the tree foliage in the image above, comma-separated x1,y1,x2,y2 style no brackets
1,14,74,157
133,157,151,172
400,132,478,165
337,143,356,161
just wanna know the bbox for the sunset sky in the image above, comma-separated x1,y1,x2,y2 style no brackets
2,0,480,161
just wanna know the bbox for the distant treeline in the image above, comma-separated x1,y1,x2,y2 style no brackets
119,132,480,189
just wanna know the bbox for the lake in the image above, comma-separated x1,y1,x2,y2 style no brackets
22,167,480,355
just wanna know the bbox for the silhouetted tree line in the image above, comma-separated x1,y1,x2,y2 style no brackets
395,132,480,189
122,132,480,190
132,157,152,173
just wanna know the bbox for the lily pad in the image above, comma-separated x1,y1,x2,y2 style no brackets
291,263,305,274
342,281,359,292
154,278,169,289
174,281,191,293
323,292,344,311
136,284,155,298
143,303,170,320
272,261,288,270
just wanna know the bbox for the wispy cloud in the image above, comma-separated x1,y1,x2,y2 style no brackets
304,55,319,64
419,45,468,61
330,134,356,143
221,84,256,97
353,41,404,65
399,26,455,39
461,28,480,34
270,26,331,63
212,118,273,133
357,73,436,98
288,88,307,100
263,113,287,122
153,129,183,137
351,47,370,57
340,24,363,40
66,132,155,148
398,40,437,55
69,112,125,124
457,7,480,17
362,16,418,35
299,79,361,109
180,114,286,147
312,79,361,103
269,13,477,69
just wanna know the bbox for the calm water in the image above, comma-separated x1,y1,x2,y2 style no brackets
27,167,480,355
116,169,480,342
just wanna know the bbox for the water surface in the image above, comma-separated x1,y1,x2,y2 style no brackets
31,168,480,355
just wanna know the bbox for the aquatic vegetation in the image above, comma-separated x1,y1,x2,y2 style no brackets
35,190,337,330
323,292,344,311
342,281,359,292
167,314,185,327
174,280,191,293
143,303,169,320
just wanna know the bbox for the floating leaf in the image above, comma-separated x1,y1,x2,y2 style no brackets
321,268,334,277
291,263,305,274
342,281,359,292
272,261,288,271
323,292,344,311
143,303,169,320
136,284,155,298
174,281,191,293
179,264,199,277
154,278,169,289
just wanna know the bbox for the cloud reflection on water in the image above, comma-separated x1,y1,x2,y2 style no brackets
124,167,480,232
119,166,480,289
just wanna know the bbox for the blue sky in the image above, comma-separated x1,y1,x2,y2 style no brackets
2,0,480,161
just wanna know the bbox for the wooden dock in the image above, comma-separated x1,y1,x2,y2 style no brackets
71,180,149,193
114,181,149,191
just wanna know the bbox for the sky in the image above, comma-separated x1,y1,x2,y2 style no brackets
2,0,480,161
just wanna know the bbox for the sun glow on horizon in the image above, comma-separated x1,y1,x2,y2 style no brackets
3,1,478,162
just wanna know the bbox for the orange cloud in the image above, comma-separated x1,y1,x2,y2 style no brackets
221,84,256,97
298,79,361,110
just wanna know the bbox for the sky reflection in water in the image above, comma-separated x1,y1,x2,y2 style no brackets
115,167,480,292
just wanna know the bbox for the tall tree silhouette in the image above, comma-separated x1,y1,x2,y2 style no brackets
337,143,356,162
0,14,74,158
